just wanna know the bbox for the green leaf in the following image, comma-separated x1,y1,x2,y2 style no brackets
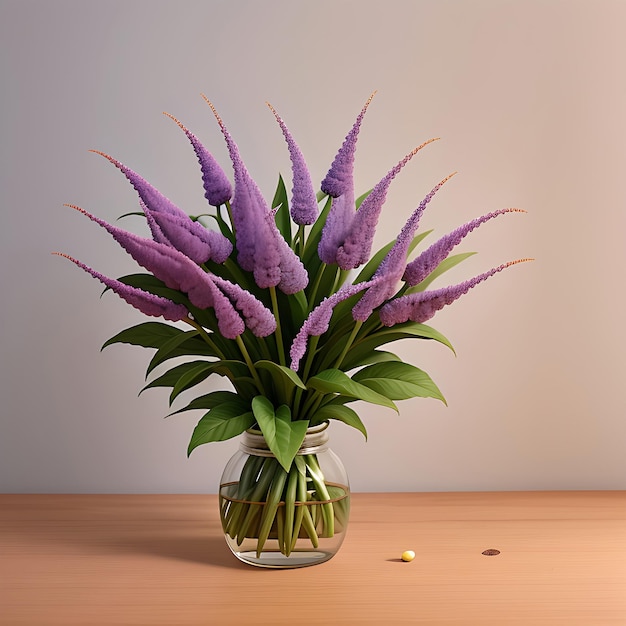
352,361,446,404
251,397,309,472
272,174,291,244
102,322,183,351
145,331,218,376
167,390,245,416
287,289,309,330
255,361,307,389
341,349,401,371
302,195,332,267
344,323,455,367
313,404,368,440
169,360,250,404
355,189,372,209
407,252,477,293
116,211,145,220
169,362,215,403
306,369,398,411
140,361,211,394
187,403,255,455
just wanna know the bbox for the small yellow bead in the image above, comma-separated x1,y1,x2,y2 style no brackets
401,550,415,562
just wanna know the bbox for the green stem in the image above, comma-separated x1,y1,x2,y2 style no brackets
308,263,332,310
184,318,225,360
235,335,265,394
297,224,306,257
292,335,320,421
333,320,363,369
269,286,286,367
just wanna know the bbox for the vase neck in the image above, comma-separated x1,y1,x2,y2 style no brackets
240,422,329,457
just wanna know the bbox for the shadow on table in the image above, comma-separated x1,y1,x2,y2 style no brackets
110,533,247,569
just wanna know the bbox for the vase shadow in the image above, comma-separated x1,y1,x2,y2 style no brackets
110,533,247,570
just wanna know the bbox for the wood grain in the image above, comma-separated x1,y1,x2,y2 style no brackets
1,492,626,625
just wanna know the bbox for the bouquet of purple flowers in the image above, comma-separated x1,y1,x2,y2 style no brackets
57,93,528,559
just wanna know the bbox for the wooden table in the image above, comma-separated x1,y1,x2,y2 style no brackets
1,492,626,624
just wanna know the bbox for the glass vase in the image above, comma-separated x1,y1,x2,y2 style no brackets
219,422,350,568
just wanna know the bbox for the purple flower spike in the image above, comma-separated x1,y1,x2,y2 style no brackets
90,150,182,218
141,199,170,245
91,150,232,263
163,112,232,207
318,191,355,265
336,138,440,270
267,103,318,225
321,92,376,198
204,96,308,294
203,96,267,272
148,210,233,265
53,253,189,322
289,279,376,370
404,208,526,287
212,276,277,337
379,259,533,326
66,204,224,310
352,173,457,321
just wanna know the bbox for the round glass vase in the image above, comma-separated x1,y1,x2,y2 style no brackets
219,422,350,568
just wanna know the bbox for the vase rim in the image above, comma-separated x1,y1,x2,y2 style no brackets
241,421,330,457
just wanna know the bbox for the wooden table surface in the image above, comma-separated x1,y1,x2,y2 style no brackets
1,492,626,625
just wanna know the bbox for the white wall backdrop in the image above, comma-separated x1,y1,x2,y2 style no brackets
2,0,625,493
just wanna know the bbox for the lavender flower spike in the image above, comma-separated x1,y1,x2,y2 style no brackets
336,138,440,270
267,103,318,225
352,172,457,321
321,91,376,197
404,208,526,287
204,96,308,294
148,209,233,265
53,253,189,322
212,276,277,337
379,259,533,326
202,95,267,272
163,112,232,207
290,279,377,370
90,150,232,264
318,190,356,265
140,199,170,245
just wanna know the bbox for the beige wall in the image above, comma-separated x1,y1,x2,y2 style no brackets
2,0,625,492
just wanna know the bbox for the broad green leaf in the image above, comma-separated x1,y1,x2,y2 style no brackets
312,404,368,440
102,322,183,351
145,331,217,375
344,324,455,367
251,397,309,472
341,349,401,372
307,369,398,411
187,404,255,455
169,360,249,404
272,174,291,244
256,361,307,390
168,391,247,416
140,361,211,394
169,362,215,403
352,361,446,403
407,252,477,293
